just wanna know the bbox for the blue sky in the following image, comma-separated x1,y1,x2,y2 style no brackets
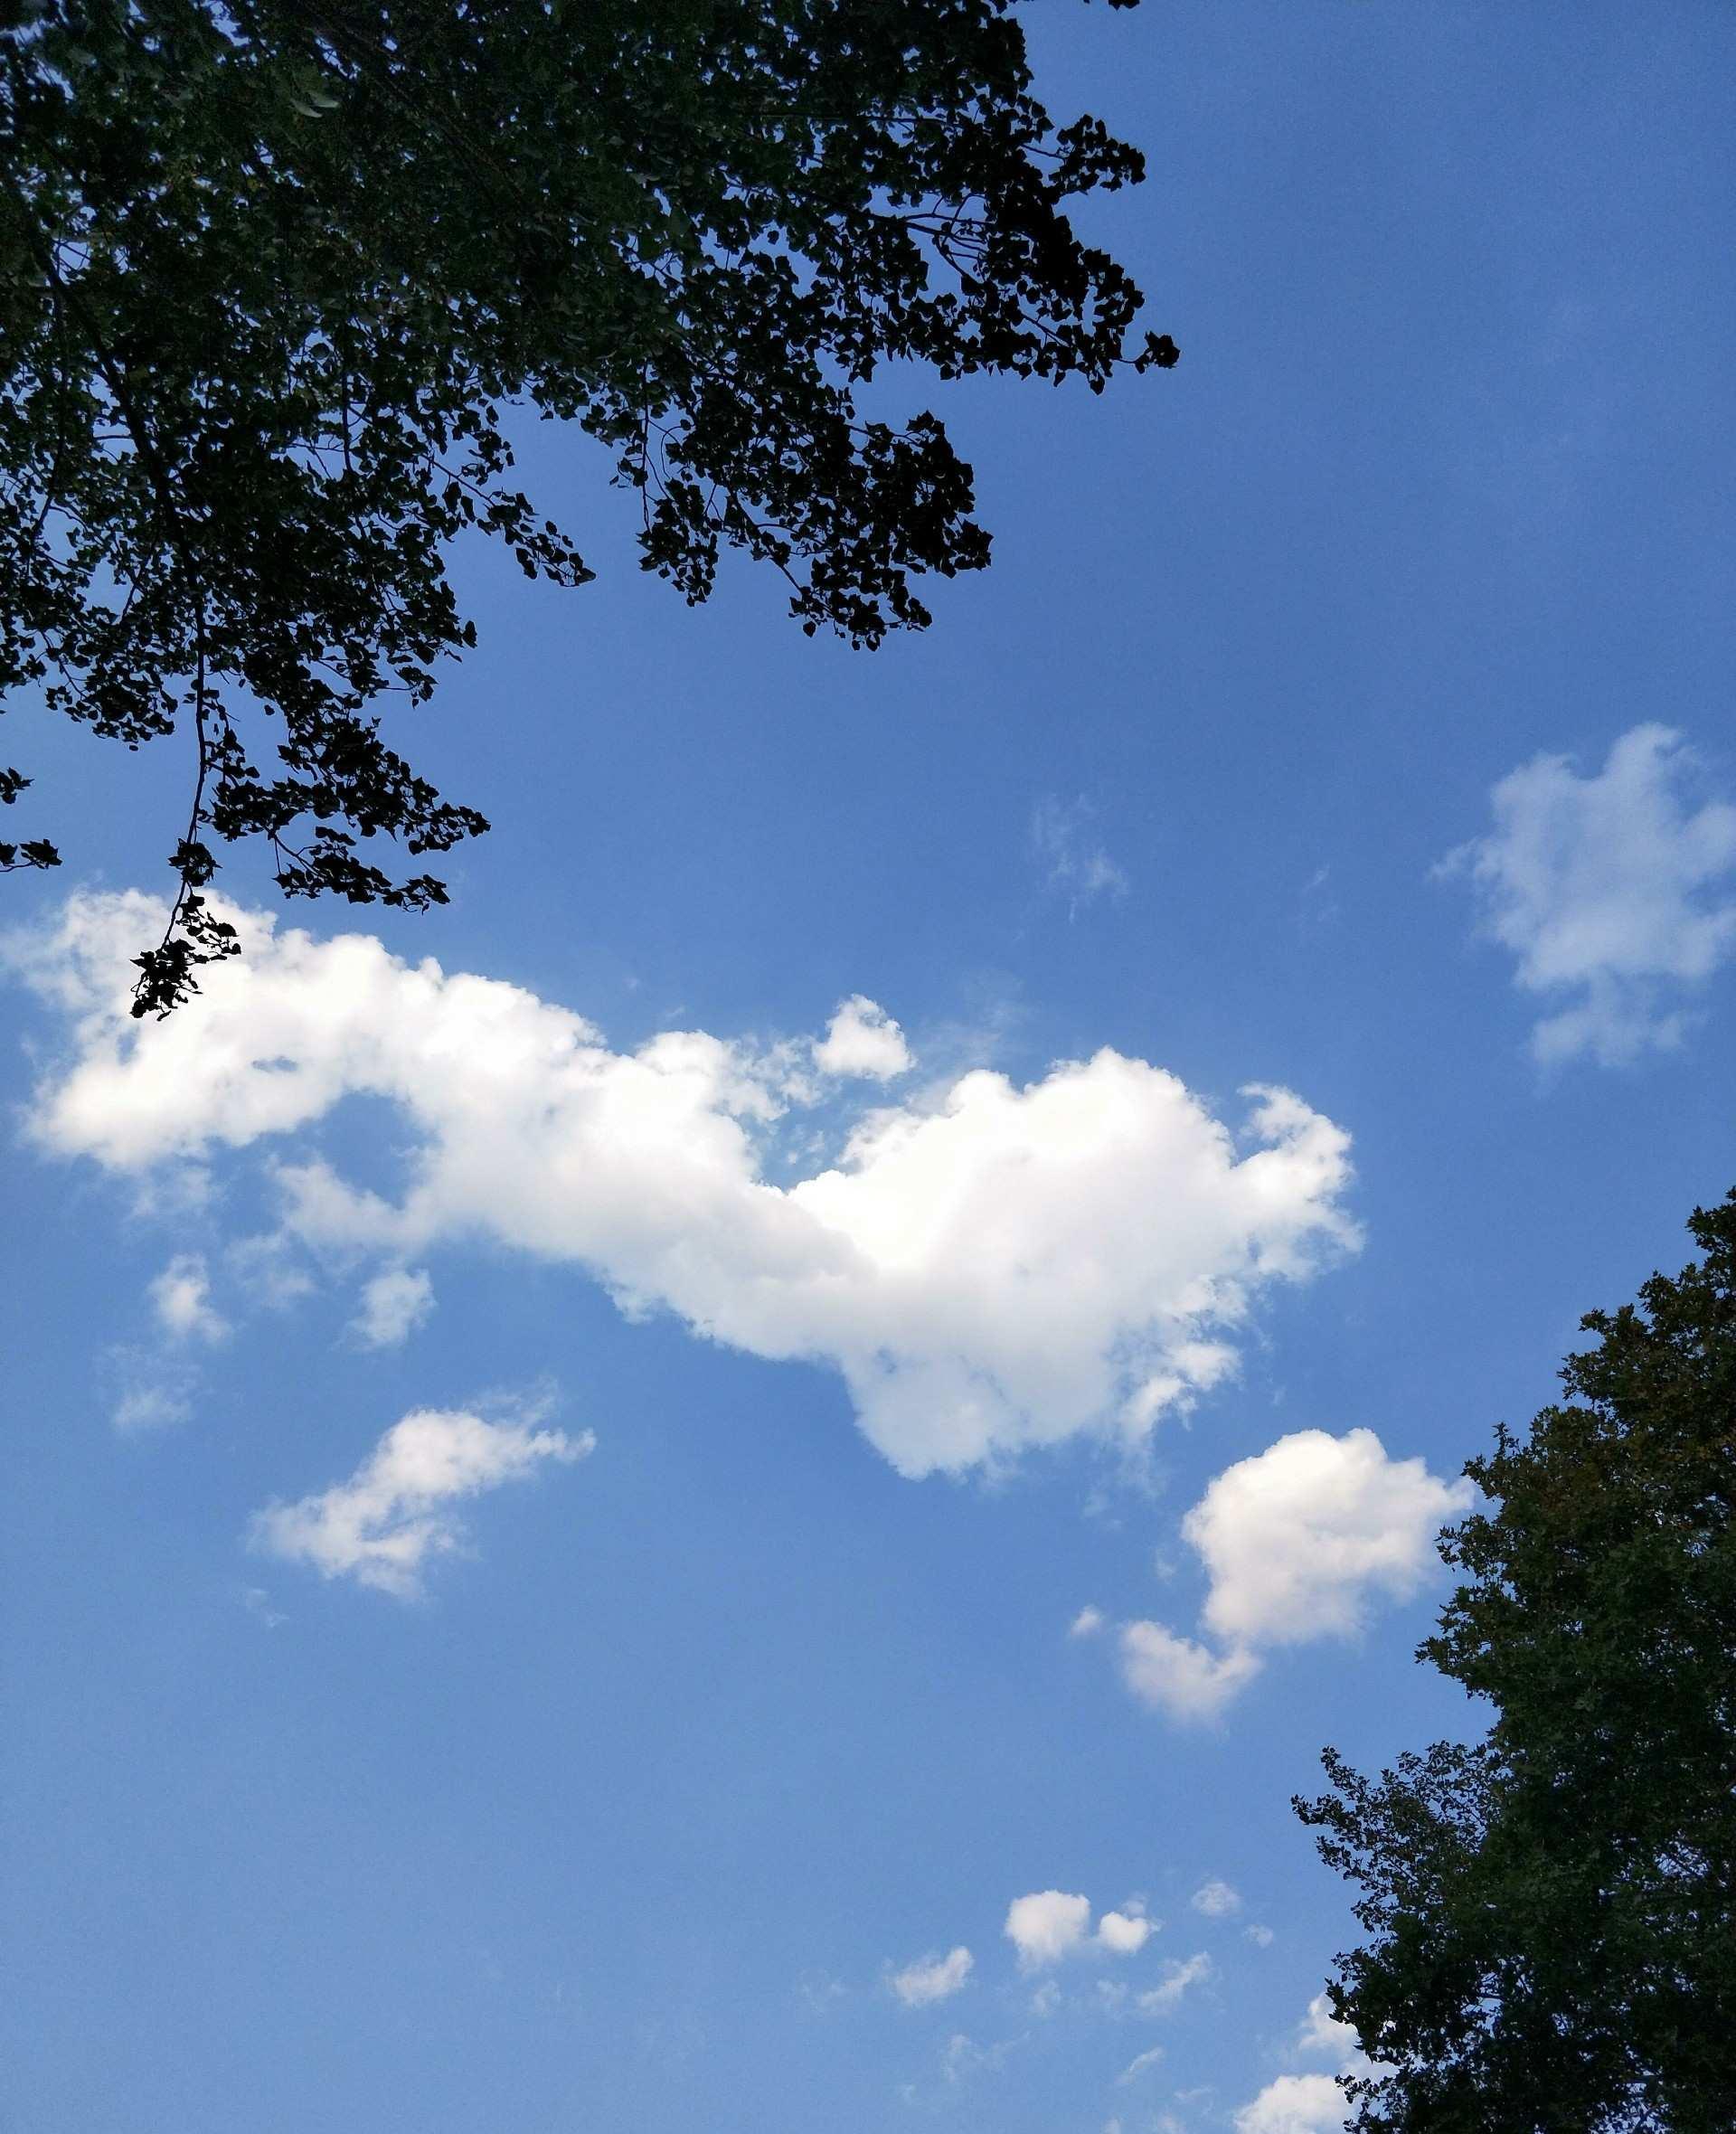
4,5,1734,2131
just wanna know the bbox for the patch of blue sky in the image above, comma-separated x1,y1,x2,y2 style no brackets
3,5,1734,2131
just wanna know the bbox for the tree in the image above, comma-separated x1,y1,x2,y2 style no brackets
0,0,1176,1014
1297,1189,1736,2133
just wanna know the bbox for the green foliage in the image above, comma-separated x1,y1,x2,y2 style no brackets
0,0,1175,1013
1297,1191,1736,2133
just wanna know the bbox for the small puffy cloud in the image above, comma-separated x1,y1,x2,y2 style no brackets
351,1266,435,1349
1119,1431,1470,1722
1118,1623,1263,1723
813,996,912,1081
1186,1428,1471,1650
1233,2073,1348,2134
250,1405,592,1599
1005,1891,1092,1970
1096,1906,1154,1956
890,1947,974,2007
1190,1879,1241,1920
1033,796,1130,912
1137,1953,1213,2016
1070,1604,1106,1638
12,893,1359,1483
1438,722,1736,1066
1004,1893,1152,1969
1245,1924,1276,1949
149,1253,228,1344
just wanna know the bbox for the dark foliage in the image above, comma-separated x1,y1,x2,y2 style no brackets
1297,1190,1736,2132
0,0,1175,1013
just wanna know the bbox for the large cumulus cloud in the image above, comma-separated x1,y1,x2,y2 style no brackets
8,892,1361,1477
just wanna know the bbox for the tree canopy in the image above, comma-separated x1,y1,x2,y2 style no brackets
1297,1189,1736,2133
0,0,1175,1013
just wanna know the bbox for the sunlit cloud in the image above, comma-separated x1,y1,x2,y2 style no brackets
11,892,1360,1481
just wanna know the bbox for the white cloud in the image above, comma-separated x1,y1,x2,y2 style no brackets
1118,2044,1166,2086
105,1336,201,1435
1190,1878,1241,1919
111,1375,193,1434
241,1586,287,1629
1438,722,1736,1065
1137,1952,1213,2016
1244,1924,1275,1949
228,1232,316,1309
1069,1604,1106,1638
149,1252,228,1343
890,1947,974,2007
250,1405,592,1599
1233,2073,1348,2134
1118,1623,1263,1723
1234,1992,1382,2131
939,2031,1014,2084
1186,1429,1471,1649
1296,1994,1359,2064
1003,1892,1154,1969
813,996,911,1081
1005,1891,1092,1970
1095,1906,1154,1956
1119,1430,1470,1722
1032,797,1130,911
350,1266,435,1349
798,1972,848,2014
10,893,1359,1481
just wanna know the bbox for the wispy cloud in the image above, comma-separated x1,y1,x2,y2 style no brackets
1137,1953,1214,2016
889,1947,974,2007
1032,797,1130,914
241,1586,287,1629
1118,2044,1166,2085
110,1369,194,1435
250,1402,592,1599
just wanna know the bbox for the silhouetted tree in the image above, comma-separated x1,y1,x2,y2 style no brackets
1297,1189,1736,2133
0,0,1175,1011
